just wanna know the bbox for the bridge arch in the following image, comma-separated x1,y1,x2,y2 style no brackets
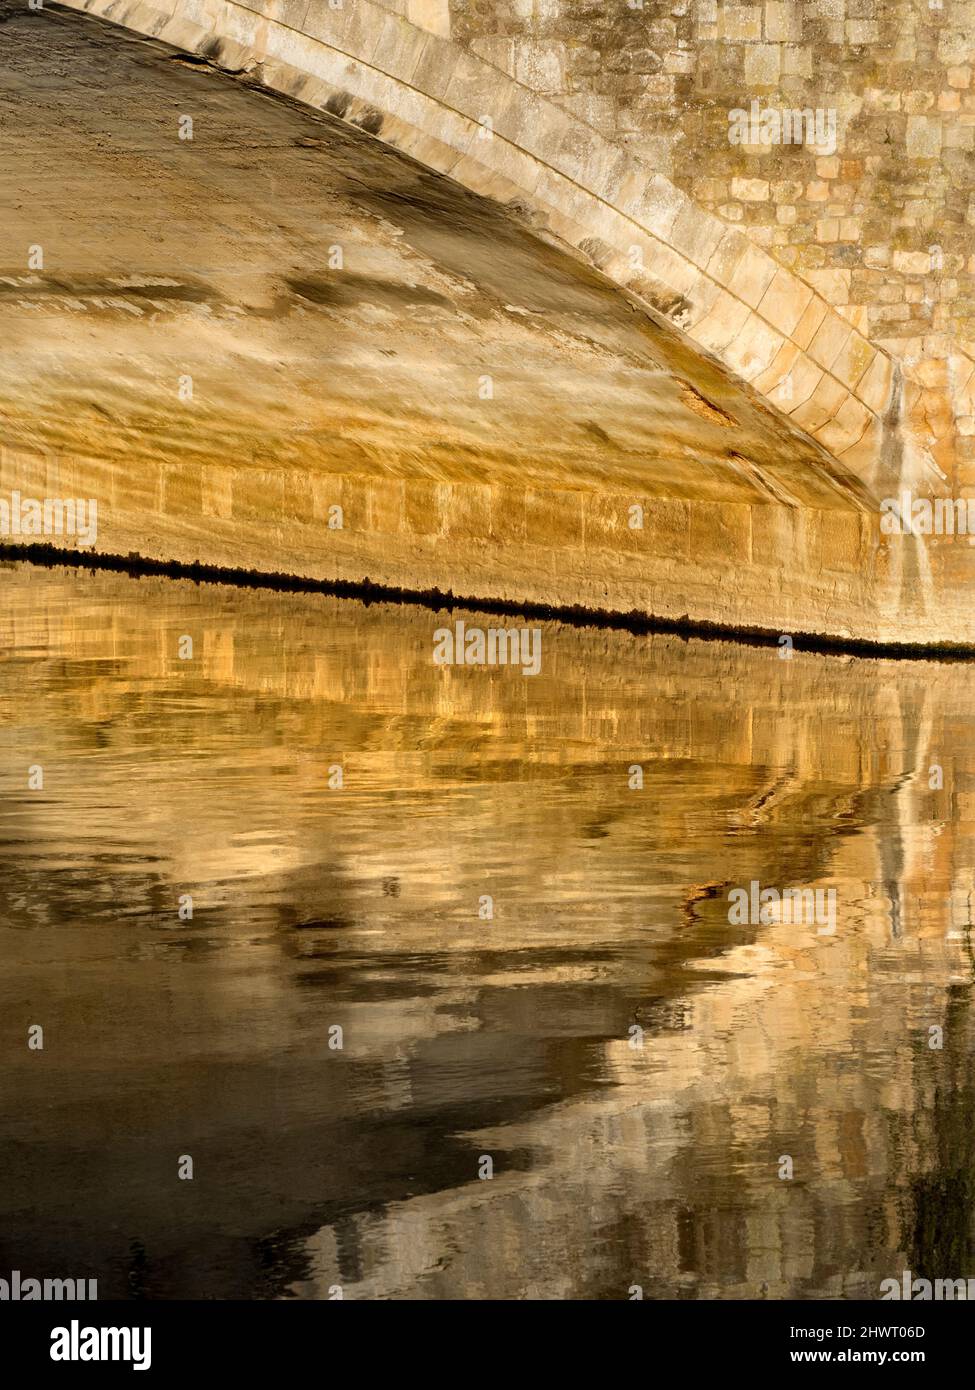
5,1,970,645
65,0,895,483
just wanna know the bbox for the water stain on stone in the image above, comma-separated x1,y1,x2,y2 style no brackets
0,274,217,306
353,106,384,136
581,420,616,448
285,274,450,312
198,36,250,75
323,92,351,120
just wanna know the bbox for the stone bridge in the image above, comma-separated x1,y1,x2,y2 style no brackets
2,0,974,644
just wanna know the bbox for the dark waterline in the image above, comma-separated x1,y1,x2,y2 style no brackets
4,544,975,661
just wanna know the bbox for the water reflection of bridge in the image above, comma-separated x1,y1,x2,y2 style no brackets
1,564,973,1297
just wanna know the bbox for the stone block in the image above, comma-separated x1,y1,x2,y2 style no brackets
792,295,829,350
670,203,727,270
831,332,875,390
757,268,814,336
744,44,781,86
726,241,778,309
687,288,753,354
789,374,848,433
807,311,852,372
906,115,942,158
855,352,894,414
731,177,770,201
724,312,786,380
719,5,762,40
814,395,872,455
407,0,450,39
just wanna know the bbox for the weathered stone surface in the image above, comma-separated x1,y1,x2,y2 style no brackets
50,0,895,495
5,0,975,644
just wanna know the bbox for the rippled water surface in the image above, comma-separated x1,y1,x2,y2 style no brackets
2,561,974,1299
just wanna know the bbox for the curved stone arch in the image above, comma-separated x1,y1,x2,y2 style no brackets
65,0,895,489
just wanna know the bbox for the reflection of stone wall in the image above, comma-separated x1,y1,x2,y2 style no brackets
2,564,975,1296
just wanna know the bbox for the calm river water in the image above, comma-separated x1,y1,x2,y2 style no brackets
1,560,974,1299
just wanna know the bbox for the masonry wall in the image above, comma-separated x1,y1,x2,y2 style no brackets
415,0,975,493
18,0,975,643
442,0,972,338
